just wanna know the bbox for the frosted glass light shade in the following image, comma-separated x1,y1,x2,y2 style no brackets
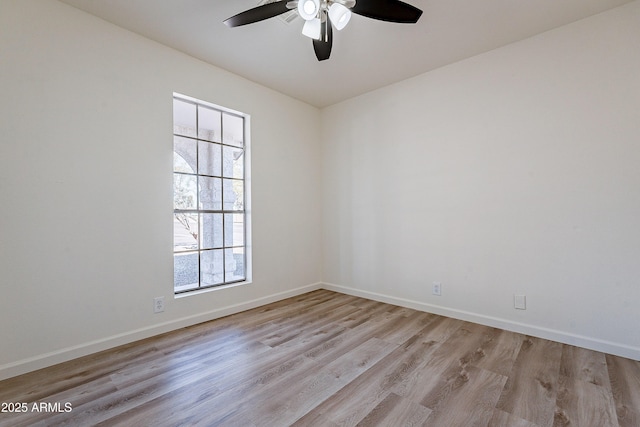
328,3,351,30
302,18,322,39
298,0,320,20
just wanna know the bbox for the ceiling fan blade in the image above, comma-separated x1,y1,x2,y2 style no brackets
224,0,291,27
312,18,333,61
351,0,422,23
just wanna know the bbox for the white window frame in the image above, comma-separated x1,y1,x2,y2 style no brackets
172,93,251,294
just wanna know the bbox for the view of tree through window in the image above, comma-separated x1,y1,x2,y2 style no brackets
173,94,248,293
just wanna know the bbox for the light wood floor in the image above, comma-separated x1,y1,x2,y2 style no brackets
1,290,639,427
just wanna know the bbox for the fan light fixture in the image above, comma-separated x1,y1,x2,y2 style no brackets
298,0,320,20
328,3,351,30
299,0,351,40
302,17,322,39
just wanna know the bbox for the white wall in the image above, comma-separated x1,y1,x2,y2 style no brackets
322,1,640,359
0,0,322,379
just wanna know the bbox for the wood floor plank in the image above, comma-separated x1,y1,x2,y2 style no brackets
495,336,563,427
293,330,442,426
222,337,397,426
236,291,355,336
299,307,436,367
560,344,610,387
606,354,640,427
218,289,339,330
303,309,406,364
373,310,437,345
489,409,540,427
289,412,340,427
0,290,638,427
472,329,523,377
35,340,274,426
355,392,431,426
96,351,315,426
397,323,509,426
259,303,356,348
422,365,506,427
386,305,416,317
335,300,399,329
394,321,497,404
410,314,465,344
111,328,269,388
0,340,160,404
554,374,619,427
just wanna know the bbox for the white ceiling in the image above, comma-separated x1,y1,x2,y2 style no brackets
58,0,632,107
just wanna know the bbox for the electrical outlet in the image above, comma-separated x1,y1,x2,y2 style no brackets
432,282,442,296
154,296,165,313
514,294,526,310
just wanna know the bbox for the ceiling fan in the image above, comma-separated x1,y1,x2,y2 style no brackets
224,0,423,61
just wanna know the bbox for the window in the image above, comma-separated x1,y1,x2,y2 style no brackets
173,94,249,293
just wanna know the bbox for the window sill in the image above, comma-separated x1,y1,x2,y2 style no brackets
174,280,253,299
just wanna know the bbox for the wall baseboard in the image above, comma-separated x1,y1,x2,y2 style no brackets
0,282,323,381
321,282,640,361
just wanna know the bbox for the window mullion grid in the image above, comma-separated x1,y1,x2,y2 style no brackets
174,96,246,292
221,114,226,284
195,105,202,289
242,122,246,281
